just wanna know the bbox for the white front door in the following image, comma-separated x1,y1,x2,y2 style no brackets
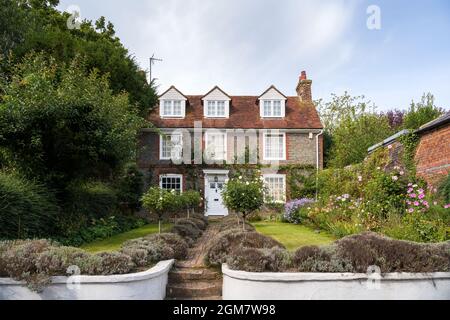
205,174,228,216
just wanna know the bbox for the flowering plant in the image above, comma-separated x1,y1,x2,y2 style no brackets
284,198,315,223
222,173,266,230
405,183,430,213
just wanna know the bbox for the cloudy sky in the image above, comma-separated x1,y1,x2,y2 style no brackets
58,0,450,111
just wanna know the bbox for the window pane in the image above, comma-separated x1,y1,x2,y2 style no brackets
265,176,285,202
273,100,281,116
161,176,182,193
163,101,172,115
265,134,284,159
217,101,225,116
173,100,181,115
263,101,271,117
207,101,216,116
162,135,171,158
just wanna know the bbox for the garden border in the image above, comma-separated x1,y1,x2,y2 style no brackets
222,264,450,300
0,259,174,300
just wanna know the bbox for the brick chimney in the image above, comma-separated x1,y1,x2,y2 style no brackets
296,71,312,101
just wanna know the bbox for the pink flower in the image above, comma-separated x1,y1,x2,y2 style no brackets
409,193,417,198
407,188,413,193
414,201,419,206
408,208,414,213
418,189,424,194
418,193,425,199
423,201,429,207
408,183,413,187
406,200,411,205
445,204,450,209
388,145,393,149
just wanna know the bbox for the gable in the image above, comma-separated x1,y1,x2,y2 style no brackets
258,86,287,101
159,86,187,101
202,86,231,101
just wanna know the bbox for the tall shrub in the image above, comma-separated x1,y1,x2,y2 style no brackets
0,171,59,239
141,187,178,233
222,173,265,231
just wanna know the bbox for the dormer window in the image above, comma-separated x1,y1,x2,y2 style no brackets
259,86,287,118
158,86,187,118
162,100,183,117
206,100,226,117
263,100,282,117
202,86,231,118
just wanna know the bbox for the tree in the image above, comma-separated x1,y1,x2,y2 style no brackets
0,0,157,115
402,93,444,130
222,173,265,231
316,92,393,168
180,190,201,218
0,53,145,193
141,187,178,233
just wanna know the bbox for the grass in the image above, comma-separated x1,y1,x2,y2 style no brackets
81,223,172,253
252,221,335,251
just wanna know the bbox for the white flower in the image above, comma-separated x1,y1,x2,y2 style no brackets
246,181,249,185
388,145,393,150
238,176,242,179
358,175,363,182
399,171,404,176
392,176,398,181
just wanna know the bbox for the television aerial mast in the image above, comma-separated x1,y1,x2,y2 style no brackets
149,54,163,83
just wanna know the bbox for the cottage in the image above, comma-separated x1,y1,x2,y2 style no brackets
138,71,324,216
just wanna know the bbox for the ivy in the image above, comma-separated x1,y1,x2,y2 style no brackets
399,132,419,177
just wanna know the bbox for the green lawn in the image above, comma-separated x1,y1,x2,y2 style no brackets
81,223,172,253
252,221,335,251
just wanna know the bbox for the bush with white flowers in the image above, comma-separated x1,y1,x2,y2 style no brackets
222,173,266,230
141,187,178,233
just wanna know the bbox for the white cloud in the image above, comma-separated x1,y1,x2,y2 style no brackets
129,0,357,96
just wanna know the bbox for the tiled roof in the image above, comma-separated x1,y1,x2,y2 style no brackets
147,95,323,129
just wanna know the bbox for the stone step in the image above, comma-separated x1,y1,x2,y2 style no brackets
167,280,222,298
169,268,221,282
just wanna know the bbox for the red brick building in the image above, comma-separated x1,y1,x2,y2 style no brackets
414,112,450,186
368,112,450,187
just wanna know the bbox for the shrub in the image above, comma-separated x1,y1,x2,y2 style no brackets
115,163,144,214
177,217,207,231
141,187,178,233
171,223,202,243
0,171,59,239
66,181,117,219
292,245,354,272
120,232,189,267
205,229,284,267
179,190,202,217
438,174,450,203
215,215,255,232
284,198,315,223
334,232,450,273
95,252,134,275
222,173,265,230
227,247,291,272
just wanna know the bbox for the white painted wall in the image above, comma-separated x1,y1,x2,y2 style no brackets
222,264,450,300
0,260,174,300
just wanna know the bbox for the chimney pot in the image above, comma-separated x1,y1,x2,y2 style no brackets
300,71,307,80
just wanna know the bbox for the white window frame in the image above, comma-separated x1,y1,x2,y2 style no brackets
263,174,286,203
260,99,285,118
160,99,185,118
204,100,228,118
159,174,183,193
205,131,227,161
263,132,286,160
159,133,183,160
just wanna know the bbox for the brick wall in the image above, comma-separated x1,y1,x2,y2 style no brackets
138,131,322,168
415,124,450,186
